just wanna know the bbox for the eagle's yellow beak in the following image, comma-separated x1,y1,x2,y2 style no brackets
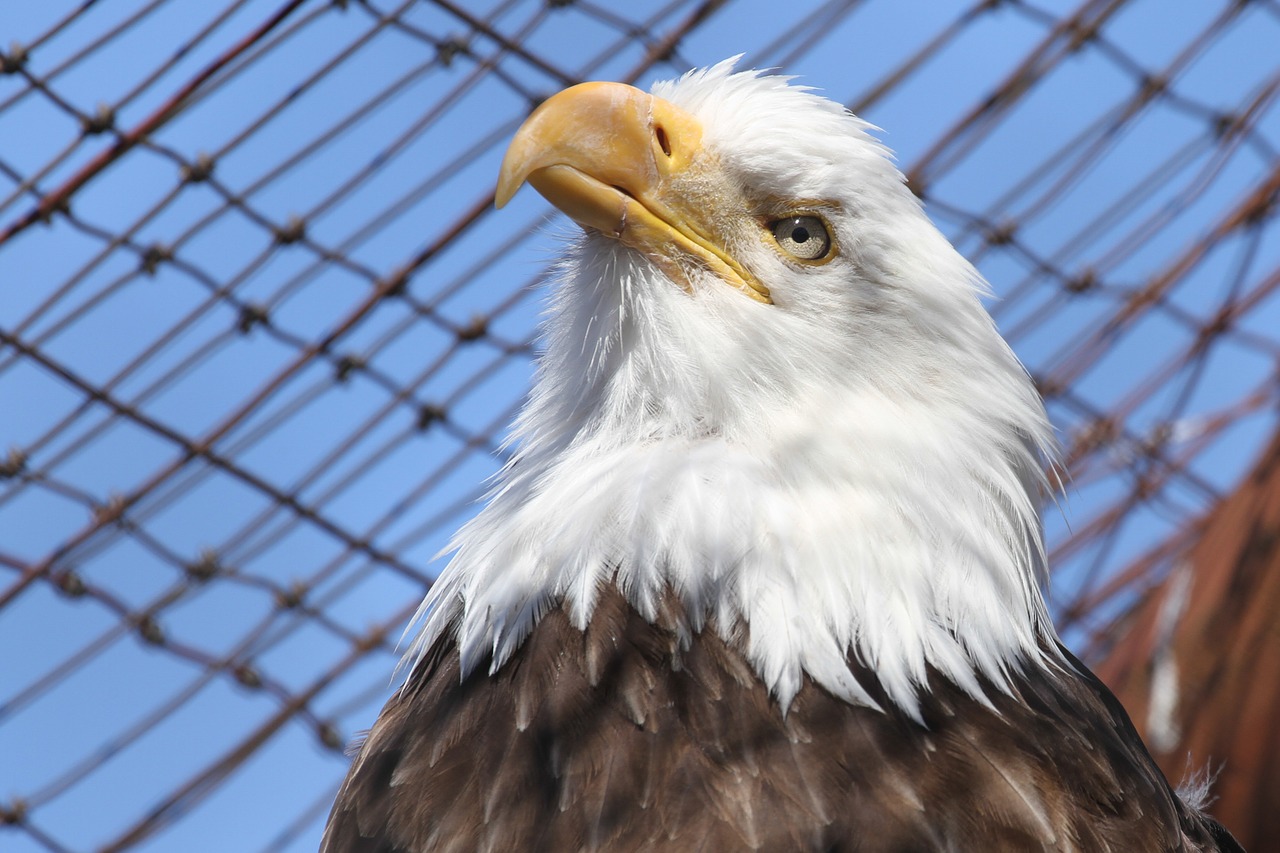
496,82,770,304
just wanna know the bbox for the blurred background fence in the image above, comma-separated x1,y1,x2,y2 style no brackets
1,0,1277,850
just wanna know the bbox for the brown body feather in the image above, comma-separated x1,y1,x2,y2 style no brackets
322,585,1241,852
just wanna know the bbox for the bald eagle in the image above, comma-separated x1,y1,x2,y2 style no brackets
322,60,1242,852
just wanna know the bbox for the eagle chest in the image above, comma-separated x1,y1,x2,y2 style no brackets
328,587,1197,853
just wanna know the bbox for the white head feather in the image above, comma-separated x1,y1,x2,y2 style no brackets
406,58,1062,719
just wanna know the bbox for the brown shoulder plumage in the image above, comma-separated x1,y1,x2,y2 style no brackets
321,585,1241,852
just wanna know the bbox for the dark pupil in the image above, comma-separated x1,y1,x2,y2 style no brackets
791,224,810,243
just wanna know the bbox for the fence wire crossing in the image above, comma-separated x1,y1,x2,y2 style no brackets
1,1,1277,850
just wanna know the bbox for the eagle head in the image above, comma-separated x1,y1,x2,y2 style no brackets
410,59,1061,718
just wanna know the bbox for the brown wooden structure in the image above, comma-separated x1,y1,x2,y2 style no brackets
1098,433,1280,850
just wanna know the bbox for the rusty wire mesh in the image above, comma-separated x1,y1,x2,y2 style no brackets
1,0,1277,850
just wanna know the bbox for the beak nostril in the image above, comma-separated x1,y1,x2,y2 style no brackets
655,125,671,157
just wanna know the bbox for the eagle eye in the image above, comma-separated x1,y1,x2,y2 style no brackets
770,215,831,261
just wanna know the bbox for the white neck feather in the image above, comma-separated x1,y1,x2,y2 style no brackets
406,227,1062,719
